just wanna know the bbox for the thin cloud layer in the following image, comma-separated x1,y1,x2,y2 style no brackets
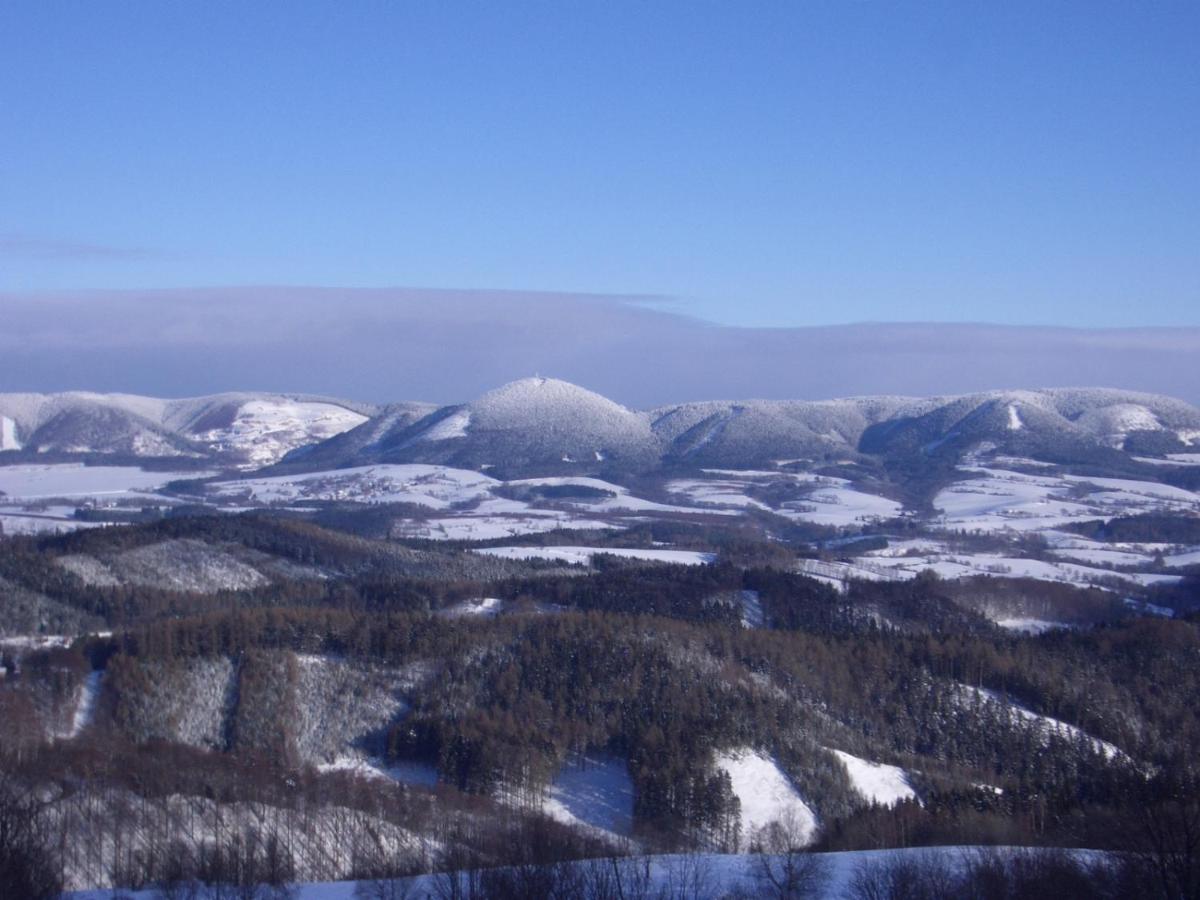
0,233,155,261
1,288,1197,406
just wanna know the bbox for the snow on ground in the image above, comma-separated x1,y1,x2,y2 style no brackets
713,749,817,847
868,538,952,557
0,464,213,501
995,618,1069,634
933,467,1099,533
739,590,764,628
796,558,907,589
0,415,20,450
666,477,772,510
668,469,905,527
1065,474,1200,507
415,409,471,441
934,465,1200,534
779,486,903,527
396,512,616,541
315,755,439,788
1165,548,1200,567
67,846,1115,900
62,671,103,739
208,464,498,507
437,597,505,617
1134,456,1200,466
509,476,721,515
193,400,367,467
1124,597,1175,618
474,546,716,566
1049,547,1157,567
854,550,1178,590
830,750,916,806
541,753,635,838
0,510,102,535
1006,404,1023,431
959,686,1125,761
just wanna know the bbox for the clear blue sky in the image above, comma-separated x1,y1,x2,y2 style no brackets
1,1,1197,327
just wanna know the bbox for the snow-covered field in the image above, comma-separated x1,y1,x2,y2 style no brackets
0,509,103,535
850,549,1181,590
780,485,904,527
0,464,214,533
395,511,617,541
474,546,716,566
667,470,903,527
933,464,1200,534
713,749,817,847
0,463,211,501
66,846,1116,900
208,463,499,507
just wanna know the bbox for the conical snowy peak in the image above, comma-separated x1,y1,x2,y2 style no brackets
469,377,642,430
373,377,659,473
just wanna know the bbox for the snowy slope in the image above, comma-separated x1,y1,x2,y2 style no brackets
374,378,662,472
0,391,374,462
540,753,636,838
830,750,916,806
713,749,818,848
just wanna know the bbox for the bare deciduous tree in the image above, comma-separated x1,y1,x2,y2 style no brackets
747,813,829,900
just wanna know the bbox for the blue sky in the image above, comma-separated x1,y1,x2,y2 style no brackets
1,1,1197,327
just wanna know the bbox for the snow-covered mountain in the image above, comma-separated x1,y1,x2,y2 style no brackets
280,378,662,473
278,380,1200,475
5,381,1200,476
0,391,375,466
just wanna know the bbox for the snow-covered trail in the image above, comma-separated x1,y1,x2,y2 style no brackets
63,670,103,739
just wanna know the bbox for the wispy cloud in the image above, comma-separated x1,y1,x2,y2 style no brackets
0,287,1197,405
0,233,157,261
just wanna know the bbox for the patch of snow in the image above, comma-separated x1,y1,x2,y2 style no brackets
714,749,817,848
397,513,617,541
416,410,471,442
0,415,21,450
666,478,772,510
316,755,439,788
995,618,1069,634
474,546,716,566
1006,404,1023,431
62,671,103,739
438,597,505,618
1124,597,1174,618
739,590,764,628
541,753,635,838
830,749,916,806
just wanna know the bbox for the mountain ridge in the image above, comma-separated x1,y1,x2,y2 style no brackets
4,380,1199,476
